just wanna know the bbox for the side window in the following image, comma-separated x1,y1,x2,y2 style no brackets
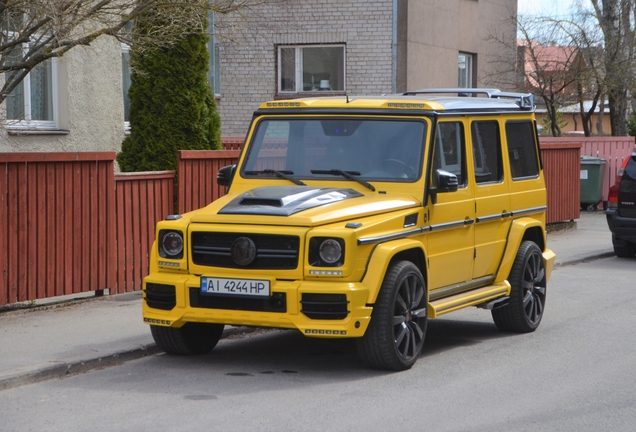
471,121,503,184
505,121,539,179
433,122,466,187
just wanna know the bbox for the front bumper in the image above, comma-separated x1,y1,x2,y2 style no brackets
142,272,373,338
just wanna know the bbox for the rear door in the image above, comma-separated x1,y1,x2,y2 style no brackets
469,119,511,279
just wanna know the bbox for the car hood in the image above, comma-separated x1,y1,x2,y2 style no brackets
189,186,420,226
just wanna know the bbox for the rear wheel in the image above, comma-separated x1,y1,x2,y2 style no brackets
356,261,427,371
492,241,546,333
612,235,636,258
151,322,225,355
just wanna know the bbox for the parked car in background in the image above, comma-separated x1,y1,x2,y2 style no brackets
607,152,636,257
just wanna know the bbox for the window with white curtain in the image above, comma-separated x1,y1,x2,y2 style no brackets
4,14,58,129
122,43,131,129
278,45,345,94
6,51,57,128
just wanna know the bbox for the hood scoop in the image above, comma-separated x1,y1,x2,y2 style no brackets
219,186,363,216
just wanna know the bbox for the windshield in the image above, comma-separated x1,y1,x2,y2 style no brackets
241,118,427,182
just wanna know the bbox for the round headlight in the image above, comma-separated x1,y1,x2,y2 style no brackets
161,231,183,257
319,239,342,264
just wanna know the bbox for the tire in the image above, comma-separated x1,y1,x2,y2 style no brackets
612,235,636,258
492,241,546,333
150,322,224,355
356,261,427,371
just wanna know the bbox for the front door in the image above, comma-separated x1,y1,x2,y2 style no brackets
427,120,475,291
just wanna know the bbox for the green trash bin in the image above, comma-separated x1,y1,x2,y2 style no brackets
580,155,606,211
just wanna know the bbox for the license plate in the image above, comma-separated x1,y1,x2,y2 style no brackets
200,277,270,297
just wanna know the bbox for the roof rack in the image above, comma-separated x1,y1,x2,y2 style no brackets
402,88,534,110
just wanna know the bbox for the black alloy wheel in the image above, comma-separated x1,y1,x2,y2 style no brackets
356,260,427,371
492,241,547,332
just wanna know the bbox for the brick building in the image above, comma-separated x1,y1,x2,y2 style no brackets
214,0,519,137
0,0,518,152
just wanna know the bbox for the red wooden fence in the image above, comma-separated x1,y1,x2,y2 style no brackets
177,150,240,214
541,136,635,204
2,135,631,305
114,171,175,293
1,153,116,305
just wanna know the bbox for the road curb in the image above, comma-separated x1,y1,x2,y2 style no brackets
554,251,615,268
0,326,259,392
0,343,161,392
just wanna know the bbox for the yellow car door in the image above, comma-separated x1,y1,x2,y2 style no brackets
427,120,475,290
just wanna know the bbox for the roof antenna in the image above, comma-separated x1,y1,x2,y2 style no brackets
346,93,350,103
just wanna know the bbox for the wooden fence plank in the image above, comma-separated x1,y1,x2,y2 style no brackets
26,165,37,301
0,163,7,305
71,162,82,297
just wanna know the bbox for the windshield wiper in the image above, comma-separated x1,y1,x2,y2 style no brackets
311,169,376,192
244,169,306,186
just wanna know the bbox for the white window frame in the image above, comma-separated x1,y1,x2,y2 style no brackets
207,11,220,96
6,44,59,131
278,44,346,94
458,53,474,89
122,42,131,131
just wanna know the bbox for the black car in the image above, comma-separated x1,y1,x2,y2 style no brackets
607,151,636,257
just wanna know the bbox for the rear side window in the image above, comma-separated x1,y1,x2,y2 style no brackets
506,121,540,179
471,121,503,184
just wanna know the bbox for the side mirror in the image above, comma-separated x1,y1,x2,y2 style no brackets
429,169,458,204
436,169,459,192
217,164,236,187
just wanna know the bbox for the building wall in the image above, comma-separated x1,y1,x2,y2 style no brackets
215,0,518,137
215,0,395,137
404,0,517,89
0,36,126,153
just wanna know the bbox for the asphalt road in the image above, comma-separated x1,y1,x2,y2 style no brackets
1,256,634,432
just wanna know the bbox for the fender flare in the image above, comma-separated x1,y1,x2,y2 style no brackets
495,217,546,283
361,238,426,304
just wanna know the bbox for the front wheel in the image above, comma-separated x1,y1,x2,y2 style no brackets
356,261,427,371
492,241,546,332
151,322,225,355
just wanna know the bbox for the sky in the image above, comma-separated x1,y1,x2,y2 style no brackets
517,0,580,17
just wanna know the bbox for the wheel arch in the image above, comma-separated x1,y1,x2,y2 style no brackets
361,239,427,305
495,218,546,283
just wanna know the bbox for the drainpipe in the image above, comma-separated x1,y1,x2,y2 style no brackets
392,0,398,94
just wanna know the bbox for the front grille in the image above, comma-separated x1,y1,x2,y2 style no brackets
190,288,286,312
145,283,176,310
301,293,349,320
191,232,300,269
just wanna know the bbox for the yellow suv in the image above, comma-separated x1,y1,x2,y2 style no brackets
143,89,556,370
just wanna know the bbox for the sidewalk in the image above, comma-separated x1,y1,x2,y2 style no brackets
0,211,614,391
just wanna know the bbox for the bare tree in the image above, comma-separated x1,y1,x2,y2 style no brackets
487,8,622,137
590,0,636,136
553,12,606,136
488,15,590,136
0,0,282,109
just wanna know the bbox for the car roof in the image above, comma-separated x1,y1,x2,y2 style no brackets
258,88,535,114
